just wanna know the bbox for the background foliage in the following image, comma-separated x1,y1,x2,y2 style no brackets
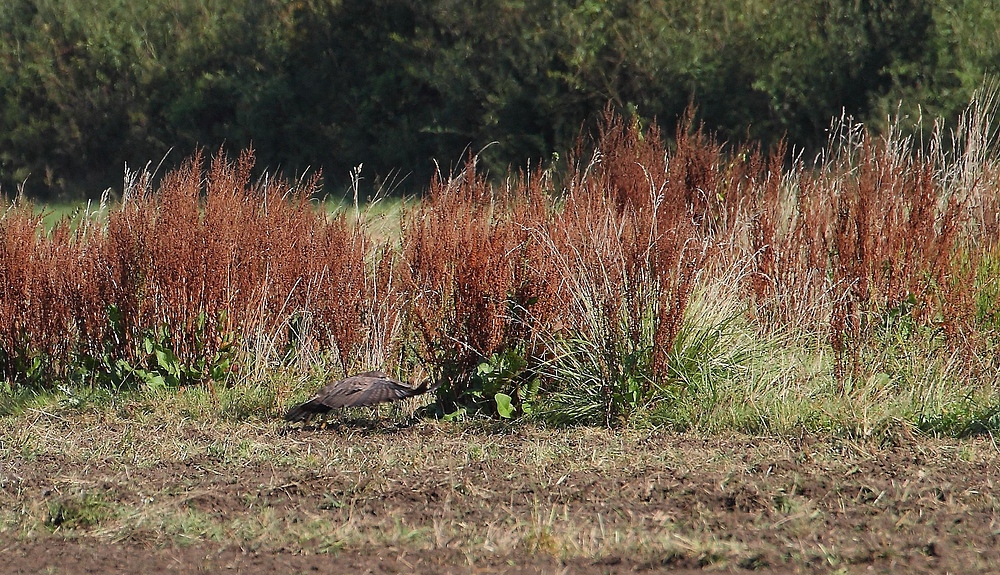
1,0,998,199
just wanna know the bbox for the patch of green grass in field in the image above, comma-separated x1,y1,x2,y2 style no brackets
322,193,413,243
653,329,1000,442
0,384,46,418
34,201,99,229
539,266,1000,441
45,491,115,531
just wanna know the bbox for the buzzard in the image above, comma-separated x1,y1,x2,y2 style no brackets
284,371,436,422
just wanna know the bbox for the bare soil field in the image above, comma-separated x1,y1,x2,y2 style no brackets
2,408,999,574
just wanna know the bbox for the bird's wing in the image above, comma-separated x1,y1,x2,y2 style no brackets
316,373,421,408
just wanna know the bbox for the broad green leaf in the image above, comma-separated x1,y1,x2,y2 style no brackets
145,373,167,391
495,393,514,419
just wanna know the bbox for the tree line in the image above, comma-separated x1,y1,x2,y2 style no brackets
1,0,997,199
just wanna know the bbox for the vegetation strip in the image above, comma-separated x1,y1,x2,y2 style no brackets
4,94,1000,435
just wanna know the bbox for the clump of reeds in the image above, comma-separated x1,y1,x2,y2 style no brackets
389,109,733,423
746,98,997,381
0,201,72,383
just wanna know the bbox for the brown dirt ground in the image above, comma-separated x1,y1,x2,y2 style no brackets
2,414,999,574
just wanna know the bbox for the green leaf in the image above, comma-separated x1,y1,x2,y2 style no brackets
442,407,467,422
144,372,167,391
210,358,231,381
107,305,122,329
154,348,174,373
495,393,514,419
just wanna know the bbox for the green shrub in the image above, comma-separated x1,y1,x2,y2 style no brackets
3,0,995,200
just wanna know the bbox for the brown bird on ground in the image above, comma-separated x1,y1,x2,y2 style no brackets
284,371,436,422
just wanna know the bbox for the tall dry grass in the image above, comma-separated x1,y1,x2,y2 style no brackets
3,92,1000,430
1,150,392,389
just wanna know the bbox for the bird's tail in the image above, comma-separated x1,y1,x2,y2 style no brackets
284,400,321,422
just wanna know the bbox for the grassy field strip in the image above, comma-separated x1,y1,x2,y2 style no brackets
3,399,1000,571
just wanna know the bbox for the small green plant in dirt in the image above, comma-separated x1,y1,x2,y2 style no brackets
915,398,1000,438
474,348,540,419
76,306,235,391
0,379,63,417
45,491,113,531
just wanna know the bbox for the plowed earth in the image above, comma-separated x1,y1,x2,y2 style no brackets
1,411,998,574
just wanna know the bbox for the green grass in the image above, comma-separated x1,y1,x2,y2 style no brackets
46,491,114,531
517,257,1000,439
37,202,91,228
322,193,413,243
5,256,1000,442
28,195,411,237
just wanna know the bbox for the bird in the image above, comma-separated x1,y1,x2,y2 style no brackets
284,371,436,422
